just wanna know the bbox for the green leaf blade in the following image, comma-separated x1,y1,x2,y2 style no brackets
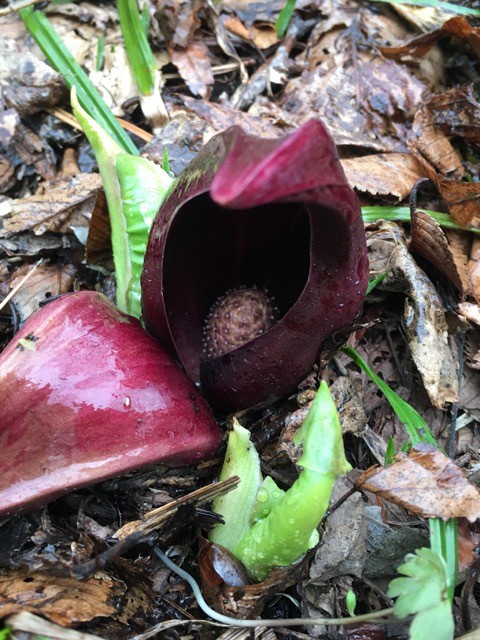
21,6,138,156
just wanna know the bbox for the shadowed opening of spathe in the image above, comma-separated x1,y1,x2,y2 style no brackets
163,193,311,382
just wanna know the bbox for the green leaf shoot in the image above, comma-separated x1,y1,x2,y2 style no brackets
343,347,436,446
233,381,351,581
209,419,262,550
388,548,454,640
20,5,138,156
71,87,173,317
117,0,156,96
346,590,357,617
275,0,297,37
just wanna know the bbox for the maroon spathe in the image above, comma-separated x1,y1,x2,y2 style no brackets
0,291,221,518
142,119,369,412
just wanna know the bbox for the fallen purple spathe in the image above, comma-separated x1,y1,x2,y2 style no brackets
142,119,369,413
0,291,221,519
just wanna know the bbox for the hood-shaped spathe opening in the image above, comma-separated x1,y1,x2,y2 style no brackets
163,194,311,383
141,120,369,413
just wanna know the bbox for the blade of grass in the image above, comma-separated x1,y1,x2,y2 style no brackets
361,206,480,235
20,5,138,156
275,0,297,37
344,346,457,602
117,0,156,96
372,0,480,16
343,346,436,445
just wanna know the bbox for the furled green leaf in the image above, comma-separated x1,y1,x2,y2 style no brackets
233,381,351,581
209,419,262,550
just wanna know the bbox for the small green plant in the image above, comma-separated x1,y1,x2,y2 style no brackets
346,590,357,617
344,347,457,602
0,627,11,640
210,381,352,581
388,548,454,640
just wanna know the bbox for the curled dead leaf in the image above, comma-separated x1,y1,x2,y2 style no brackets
367,221,458,408
410,209,465,291
380,17,480,61
356,442,480,522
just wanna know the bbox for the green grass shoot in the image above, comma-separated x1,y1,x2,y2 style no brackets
20,5,138,155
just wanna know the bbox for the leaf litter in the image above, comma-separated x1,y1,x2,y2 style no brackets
1,0,480,638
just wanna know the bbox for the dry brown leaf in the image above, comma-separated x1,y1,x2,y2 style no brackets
4,263,76,323
425,85,480,144
279,51,428,152
356,442,480,522
12,121,56,181
410,209,465,291
224,14,250,40
86,190,111,266
169,40,214,99
0,568,125,625
409,107,464,179
380,16,480,61
0,37,66,116
447,231,471,296
0,173,103,237
465,331,480,370
408,111,480,227
468,237,480,298
341,153,425,200
367,221,458,408
458,302,480,326
457,518,480,574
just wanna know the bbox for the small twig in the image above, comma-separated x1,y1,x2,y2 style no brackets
46,107,154,143
0,0,39,16
114,476,240,539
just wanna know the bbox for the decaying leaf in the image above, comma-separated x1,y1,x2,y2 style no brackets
2,262,76,323
356,442,480,522
169,40,214,99
0,173,103,237
309,478,367,583
0,37,66,115
0,568,125,625
380,17,480,62
425,85,480,145
409,107,464,180
341,153,425,201
280,52,427,152
367,221,458,409
410,209,465,291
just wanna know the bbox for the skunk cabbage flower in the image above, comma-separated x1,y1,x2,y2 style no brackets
142,120,369,413
0,291,221,519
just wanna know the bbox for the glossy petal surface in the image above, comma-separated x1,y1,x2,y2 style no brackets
142,119,369,412
0,291,221,518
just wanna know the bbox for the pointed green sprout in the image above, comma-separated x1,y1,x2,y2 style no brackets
71,87,174,317
209,419,262,550
210,381,351,582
